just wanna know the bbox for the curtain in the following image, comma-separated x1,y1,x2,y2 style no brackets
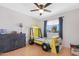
44,20,47,37
59,17,63,39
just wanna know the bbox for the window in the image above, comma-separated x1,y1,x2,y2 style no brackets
47,20,59,33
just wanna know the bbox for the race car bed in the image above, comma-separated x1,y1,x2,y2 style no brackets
28,26,62,54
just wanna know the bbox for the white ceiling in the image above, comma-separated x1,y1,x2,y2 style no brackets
0,3,79,19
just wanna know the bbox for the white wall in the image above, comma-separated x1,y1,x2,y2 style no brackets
0,5,41,43
0,5,79,48
43,8,79,48
63,9,79,48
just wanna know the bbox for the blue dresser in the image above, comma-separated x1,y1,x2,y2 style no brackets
0,33,26,52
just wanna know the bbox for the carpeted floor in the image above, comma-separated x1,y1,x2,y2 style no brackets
0,44,71,56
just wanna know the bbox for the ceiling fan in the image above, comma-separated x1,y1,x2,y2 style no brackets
30,3,52,15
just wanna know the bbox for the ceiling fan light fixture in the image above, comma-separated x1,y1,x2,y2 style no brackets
39,9,44,13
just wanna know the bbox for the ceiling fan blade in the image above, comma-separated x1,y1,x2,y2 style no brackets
34,3,39,8
44,3,52,8
30,9,39,12
44,9,51,12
